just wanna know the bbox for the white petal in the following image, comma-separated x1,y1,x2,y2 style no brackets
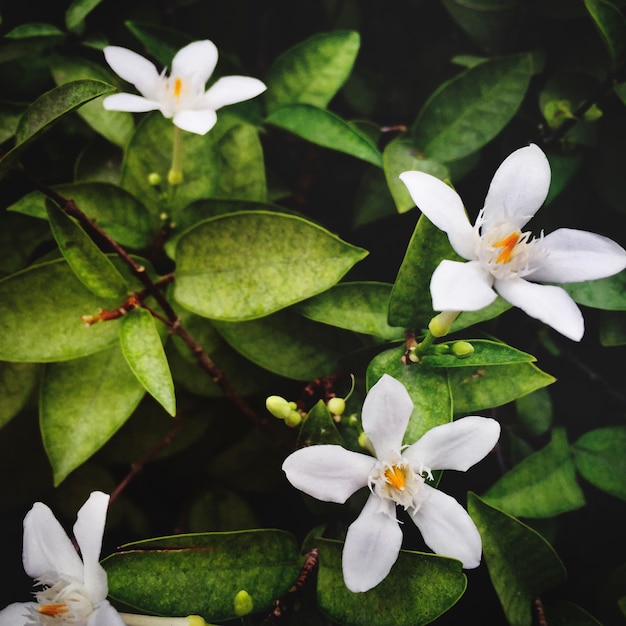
73,492,109,602
103,46,160,97
90,600,126,626
22,502,83,581
482,144,551,231
0,602,34,626
172,40,218,86
282,445,374,503
404,416,500,471
530,228,626,283
102,93,161,113
410,485,482,569
202,76,267,109
495,277,584,341
342,494,403,592
399,171,477,259
362,374,414,458
430,259,497,312
173,109,218,135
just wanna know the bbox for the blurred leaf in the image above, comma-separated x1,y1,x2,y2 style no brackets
45,199,128,299
411,54,533,162
599,309,626,345
317,538,467,626
560,270,626,310
4,23,65,38
297,399,344,446
65,0,103,32
174,211,367,321
483,429,586,517
544,601,603,625
584,0,626,68
40,344,146,485
421,340,535,368
468,493,567,626
125,20,192,67
0,211,51,277
0,361,39,427
266,104,382,166
449,362,556,414
104,530,301,622
366,346,452,442
0,80,115,178
297,281,404,339
265,30,360,111
0,101,25,143
120,308,176,416
188,489,259,532
515,387,553,436
573,426,626,500
352,166,397,229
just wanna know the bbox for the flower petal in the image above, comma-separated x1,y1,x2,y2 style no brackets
90,600,127,626
202,76,267,110
482,144,551,231
102,93,161,113
495,276,584,341
410,485,482,569
73,492,109,603
404,416,500,471
22,502,84,581
529,228,626,283
171,40,218,86
430,259,497,312
173,108,218,135
342,493,403,592
0,602,34,626
103,46,161,97
282,445,374,503
362,374,414,458
399,171,477,260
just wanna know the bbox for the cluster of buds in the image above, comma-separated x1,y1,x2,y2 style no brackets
265,396,302,428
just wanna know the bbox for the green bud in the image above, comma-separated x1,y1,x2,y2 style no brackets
452,341,474,358
168,169,184,185
147,172,162,186
234,589,254,616
284,410,302,428
358,432,375,454
347,414,358,426
327,397,346,416
265,395,293,420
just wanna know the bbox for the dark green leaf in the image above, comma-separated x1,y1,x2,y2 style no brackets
584,0,626,68
560,270,626,310
65,0,104,32
0,362,40,427
125,20,192,67
297,399,344,446
515,387,553,436
451,298,512,332
4,23,64,38
0,101,25,144
544,600,604,625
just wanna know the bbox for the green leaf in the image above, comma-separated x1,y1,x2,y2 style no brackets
388,214,460,329
120,308,176,416
297,281,404,339
483,429,586,517
0,362,40,427
45,199,128,299
584,0,626,68
298,399,344,446
411,54,533,162
125,20,191,68
544,601,604,625
515,387,553,436
40,344,146,485
174,211,368,321
266,104,383,166
265,30,360,111
213,310,361,381
560,270,626,310
599,310,626,346
449,362,556,414
366,346,452,442
0,101,25,144
0,80,116,178
573,426,626,500
317,538,467,626
9,183,155,249
422,339,535,368
468,493,567,626
4,23,65,38
0,258,125,362
450,297,512,333
65,0,103,31
103,530,301,621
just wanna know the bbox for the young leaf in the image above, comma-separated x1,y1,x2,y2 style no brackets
265,30,360,111
483,429,586,517
316,538,467,626
411,54,533,162
174,210,368,321
40,344,146,485
103,530,301,622
297,399,344,447
584,0,626,69
266,104,383,166
120,308,176,416
45,199,128,300
467,493,567,626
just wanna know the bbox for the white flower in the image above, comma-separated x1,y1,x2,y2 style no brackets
282,374,500,592
103,40,266,135
399,144,626,341
0,492,125,626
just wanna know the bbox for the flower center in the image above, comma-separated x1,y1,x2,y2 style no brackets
31,578,94,625
38,603,69,617
384,465,406,490
493,231,521,264
173,77,183,100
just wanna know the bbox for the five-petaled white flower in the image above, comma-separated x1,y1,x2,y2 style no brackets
282,374,500,593
103,40,266,135
0,491,124,626
399,144,626,341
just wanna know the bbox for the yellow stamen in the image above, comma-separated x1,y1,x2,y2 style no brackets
173,77,183,100
39,603,69,617
493,231,520,264
384,466,406,490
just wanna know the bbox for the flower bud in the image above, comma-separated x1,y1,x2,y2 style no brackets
452,341,474,359
265,395,293,420
168,169,184,185
327,397,346,416
284,410,302,428
358,432,375,454
428,311,459,337
147,172,162,186
233,589,254,616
